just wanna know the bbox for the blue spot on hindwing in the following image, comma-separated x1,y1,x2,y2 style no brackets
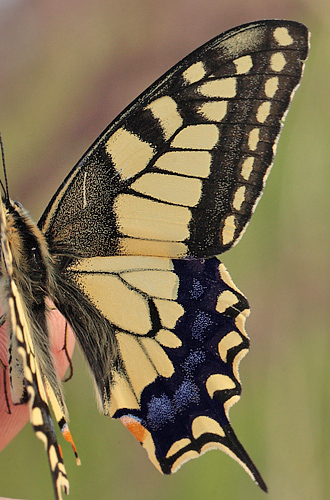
173,380,200,412
189,277,205,299
191,310,213,340
147,394,175,431
181,349,206,376
146,380,201,431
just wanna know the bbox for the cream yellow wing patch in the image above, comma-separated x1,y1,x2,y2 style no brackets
67,255,184,415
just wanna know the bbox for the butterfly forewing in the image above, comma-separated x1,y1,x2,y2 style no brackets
40,20,308,260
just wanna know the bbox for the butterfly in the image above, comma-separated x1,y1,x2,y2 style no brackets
0,19,309,499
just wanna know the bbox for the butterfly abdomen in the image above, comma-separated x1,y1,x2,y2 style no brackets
0,198,63,405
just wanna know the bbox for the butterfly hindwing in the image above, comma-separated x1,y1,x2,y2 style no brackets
62,253,266,487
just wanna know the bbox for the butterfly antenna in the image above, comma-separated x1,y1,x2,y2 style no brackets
0,132,9,201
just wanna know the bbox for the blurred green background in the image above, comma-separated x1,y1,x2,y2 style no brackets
0,1,329,499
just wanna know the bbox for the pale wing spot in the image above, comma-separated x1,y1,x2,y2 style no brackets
68,255,174,274
182,61,206,84
166,439,191,458
222,215,236,245
218,261,241,294
23,362,33,384
121,269,179,300
224,395,240,416
274,27,293,46
155,151,211,178
191,415,225,439
233,55,253,74
270,52,286,72
272,139,278,155
155,328,182,348
139,336,174,377
58,463,67,475
198,78,236,98
55,476,69,497
216,290,238,314
197,101,227,122
118,237,188,258
26,386,34,400
265,76,279,98
235,312,250,339
146,96,183,140
240,157,254,180
15,322,24,343
248,128,260,151
206,374,236,397
106,127,155,179
16,345,26,361
154,299,184,329
106,372,139,417
116,332,158,400
171,450,200,473
218,331,243,362
25,332,35,357
199,442,225,455
232,348,248,383
35,431,48,447
130,172,202,207
256,101,271,123
77,273,151,334
115,194,191,242
32,407,44,426
232,186,246,211
171,124,219,150
49,445,58,471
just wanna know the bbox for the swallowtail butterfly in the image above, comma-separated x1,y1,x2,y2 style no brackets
0,19,309,499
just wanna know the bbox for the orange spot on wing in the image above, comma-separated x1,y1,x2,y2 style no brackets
120,416,147,443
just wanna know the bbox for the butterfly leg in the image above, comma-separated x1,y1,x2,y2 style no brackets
0,357,11,414
61,321,73,383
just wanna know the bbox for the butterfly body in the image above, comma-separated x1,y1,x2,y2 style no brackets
0,19,309,499
0,202,58,400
